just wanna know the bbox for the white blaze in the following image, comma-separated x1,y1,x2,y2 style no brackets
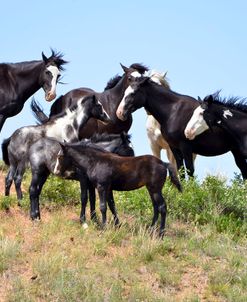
184,106,209,140
47,65,60,95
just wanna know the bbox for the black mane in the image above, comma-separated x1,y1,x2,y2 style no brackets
129,63,149,74
89,132,131,143
104,75,122,90
46,49,68,71
205,91,247,113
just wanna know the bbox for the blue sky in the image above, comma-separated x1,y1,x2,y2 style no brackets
1,0,247,180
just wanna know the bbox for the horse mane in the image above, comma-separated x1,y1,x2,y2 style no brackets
104,75,122,90
88,132,131,143
67,141,110,154
129,63,149,74
148,70,170,89
47,49,68,71
104,63,149,91
205,91,247,113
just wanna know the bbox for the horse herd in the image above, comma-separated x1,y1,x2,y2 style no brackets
1,50,246,238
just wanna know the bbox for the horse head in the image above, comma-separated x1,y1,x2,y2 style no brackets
40,49,67,101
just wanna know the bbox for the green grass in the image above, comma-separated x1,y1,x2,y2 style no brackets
0,170,246,301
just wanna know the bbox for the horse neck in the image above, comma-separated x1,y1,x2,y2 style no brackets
98,76,126,118
214,105,246,140
45,108,90,142
11,60,43,99
144,84,197,126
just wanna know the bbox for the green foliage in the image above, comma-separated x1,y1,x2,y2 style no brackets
117,175,247,237
39,175,80,206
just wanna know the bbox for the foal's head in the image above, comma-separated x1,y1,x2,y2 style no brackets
77,95,111,125
40,49,67,102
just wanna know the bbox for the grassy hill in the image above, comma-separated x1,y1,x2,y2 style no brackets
0,166,246,301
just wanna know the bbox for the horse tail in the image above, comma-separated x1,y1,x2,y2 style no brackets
1,137,11,166
164,162,183,192
31,98,49,124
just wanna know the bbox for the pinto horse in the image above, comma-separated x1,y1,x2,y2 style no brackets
55,142,182,238
184,93,247,158
28,132,134,222
2,95,110,203
145,71,196,170
0,49,67,132
31,63,148,139
116,76,247,179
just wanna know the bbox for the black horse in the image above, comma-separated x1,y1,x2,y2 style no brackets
0,49,67,132
116,76,247,179
31,63,148,138
55,142,182,238
28,132,134,222
2,95,110,201
185,93,247,158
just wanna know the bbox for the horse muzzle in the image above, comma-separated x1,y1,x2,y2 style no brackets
184,128,196,140
45,91,56,102
116,108,127,121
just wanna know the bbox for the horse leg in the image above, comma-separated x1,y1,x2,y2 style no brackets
166,147,178,170
149,190,167,238
150,142,161,159
79,175,89,224
97,184,110,227
183,151,195,177
107,191,120,226
5,166,15,197
29,170,49,220
88,181,97,222
231,150,247,180
14,162,26,202
170,148,184,177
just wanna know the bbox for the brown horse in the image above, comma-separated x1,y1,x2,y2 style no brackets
55,142,182,238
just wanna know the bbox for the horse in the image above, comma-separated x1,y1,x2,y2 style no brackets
31,63,149,139
2,94,110,202
184,93,247,157
54,142,182,238
145,71,196,169
0,49,67,133
28,132,134,221
116,76,247,179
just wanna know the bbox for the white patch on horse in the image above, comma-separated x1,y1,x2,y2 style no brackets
130,71,142,78
47,65,60,95
223,109,233,119
53,157,61,175
98,99,110,119
184,106,209,140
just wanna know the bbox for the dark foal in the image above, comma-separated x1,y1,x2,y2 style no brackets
28,133,134,222
55,142,182,238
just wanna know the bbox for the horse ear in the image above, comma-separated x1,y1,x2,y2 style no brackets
208,95,214,104
198,96,202,102
91,94,97,104
42,52,49,63
120,63,129,73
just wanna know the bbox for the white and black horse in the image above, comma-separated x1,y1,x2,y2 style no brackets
0,49,67,132
2,95,110,201
185,93,247,157
116,76,247,179
28,132,134,221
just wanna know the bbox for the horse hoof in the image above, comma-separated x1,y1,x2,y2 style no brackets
82,223,89,230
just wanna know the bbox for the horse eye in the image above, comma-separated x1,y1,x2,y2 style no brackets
128,76,132,81
45,70,50,75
